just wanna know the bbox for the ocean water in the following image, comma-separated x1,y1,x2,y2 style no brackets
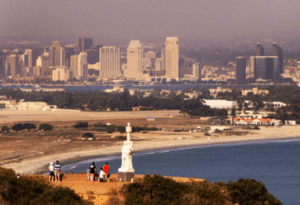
62,138,300,205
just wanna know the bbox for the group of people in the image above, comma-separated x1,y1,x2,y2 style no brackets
48,161,110,182
88,162,110,182
48,160,61,182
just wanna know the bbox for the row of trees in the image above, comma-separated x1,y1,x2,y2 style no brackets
1,123,53,133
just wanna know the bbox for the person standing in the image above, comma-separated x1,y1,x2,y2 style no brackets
98,168,105,182
48,162,55,181
89,162,97,182
54,160,61,182
103,162,110,181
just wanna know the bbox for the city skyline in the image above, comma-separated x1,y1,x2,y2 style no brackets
1,0,300,45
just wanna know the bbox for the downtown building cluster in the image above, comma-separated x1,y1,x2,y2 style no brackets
236,43,283,81
0,37,201,83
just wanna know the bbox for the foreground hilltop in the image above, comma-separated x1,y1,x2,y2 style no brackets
0,168,282,205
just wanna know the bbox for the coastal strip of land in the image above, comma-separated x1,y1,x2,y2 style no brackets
2,125,300,175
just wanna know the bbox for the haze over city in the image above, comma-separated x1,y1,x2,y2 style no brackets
1,0,300,45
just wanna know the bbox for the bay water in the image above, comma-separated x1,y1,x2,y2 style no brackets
62,138,300,204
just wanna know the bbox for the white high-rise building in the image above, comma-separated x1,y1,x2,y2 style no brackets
125,40,143,81
165,37,179,81
99,46,122,78
77,52,88,81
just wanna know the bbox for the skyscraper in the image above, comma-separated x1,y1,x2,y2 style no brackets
250,56,279,80
256,43,264,56
236,57,246,81
165,37,179,81
78,38,93,51
5,54,20,76
70,55,78,79
77,52,88,81
272,43,283,74
50,41,66,67
192,61,201,80
99,46,121,78
125,40,143,81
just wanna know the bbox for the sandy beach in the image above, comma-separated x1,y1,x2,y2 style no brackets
2,124,300,175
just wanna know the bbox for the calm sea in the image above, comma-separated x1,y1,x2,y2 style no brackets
62,138,300,205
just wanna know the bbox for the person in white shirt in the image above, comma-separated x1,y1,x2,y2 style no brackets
48,162,55,181
99,167,105,182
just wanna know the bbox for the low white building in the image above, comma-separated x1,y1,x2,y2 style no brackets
203,99,237,109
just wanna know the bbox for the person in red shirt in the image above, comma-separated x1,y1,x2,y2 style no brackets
103,162,110,181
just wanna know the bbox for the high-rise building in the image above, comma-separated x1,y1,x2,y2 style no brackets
65,45,75,67
50,41,66,67
256,43,264,56
125,40,143,80
0,53,5,76
250,56,279,80
5,54,20,76
192,61,201,80
272,43,283,74
165,37,179,81
99,46,121,78
236,57,246,80
78,38,93,51
70,55,78,79
77,52,88,81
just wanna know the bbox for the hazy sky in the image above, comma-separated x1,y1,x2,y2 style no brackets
1,0,299,44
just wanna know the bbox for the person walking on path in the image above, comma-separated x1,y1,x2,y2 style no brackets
54,160,61,182
89,162,97,182
48,162,55,181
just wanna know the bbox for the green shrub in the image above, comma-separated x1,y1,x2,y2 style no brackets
24,123,37,131
39,124,53,131
106,125,117,133
1,125,10,133
11,123,25,131
227,178,282,205
82,132,94,139
73,121,89,129
117,126,126,133
0,167,91,205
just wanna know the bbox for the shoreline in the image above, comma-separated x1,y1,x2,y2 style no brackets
3,125,300,175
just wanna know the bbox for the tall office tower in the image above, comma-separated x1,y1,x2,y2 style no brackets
50,41,66,67
161,45,165,72
144,51,156,69
5,54,20,76
165,37,179,81
77,52,88,81
126,40,143,80
256,43,264,56
65,45,75,67
70,55,78,78
78,38,93,51
192,61,201,80
0,53,5,76
272,43,283,74
99,46,121,78
250,56,279,80
236,57,247,80
36,54,51,76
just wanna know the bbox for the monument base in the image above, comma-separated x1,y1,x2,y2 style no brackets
118,171,135,182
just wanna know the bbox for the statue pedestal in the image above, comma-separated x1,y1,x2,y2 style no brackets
118,171,135,182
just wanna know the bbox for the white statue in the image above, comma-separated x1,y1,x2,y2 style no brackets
118,123,135,173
